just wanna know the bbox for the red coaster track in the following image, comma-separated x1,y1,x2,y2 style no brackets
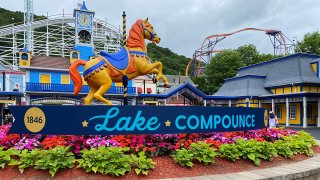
186,28,296,77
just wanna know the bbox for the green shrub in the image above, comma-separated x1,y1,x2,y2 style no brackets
173,148,193,167
190,142,217,165
0,147,14,169
235,139,277,166
274,131,317,158
34,146,75,177
218,143,242,162
9,149,39,173
130,151,156,175
77,146,131,176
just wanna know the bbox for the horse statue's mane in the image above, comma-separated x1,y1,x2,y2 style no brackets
127,19,145,51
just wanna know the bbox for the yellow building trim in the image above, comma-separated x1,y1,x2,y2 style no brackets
0,100,16,104
312,63,317,74
283,87,291,94
115,82,123,87
249,104,259,108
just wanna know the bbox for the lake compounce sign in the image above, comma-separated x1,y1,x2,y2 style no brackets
9,106,268,135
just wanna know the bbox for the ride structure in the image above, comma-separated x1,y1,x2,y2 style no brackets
69,18,170,105
0,1,122,70
186,28,297,77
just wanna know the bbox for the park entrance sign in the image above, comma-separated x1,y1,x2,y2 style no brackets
9,106,268,135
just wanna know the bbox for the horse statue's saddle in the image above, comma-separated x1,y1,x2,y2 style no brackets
100,47,129,70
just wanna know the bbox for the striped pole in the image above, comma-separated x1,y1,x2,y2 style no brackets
122,11,128,105
122,75,128,105
122,11,127,46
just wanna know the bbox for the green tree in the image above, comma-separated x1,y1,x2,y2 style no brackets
204,49,244,93
147,43,190,75
195,44,280,94
237,44,260,66
297,32,320,55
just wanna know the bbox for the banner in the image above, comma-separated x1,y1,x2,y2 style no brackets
8,106,268,135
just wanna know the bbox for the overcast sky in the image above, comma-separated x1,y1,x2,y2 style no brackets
0,0,319,58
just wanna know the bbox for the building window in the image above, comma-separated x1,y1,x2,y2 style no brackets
21,53,28,60
275,105,282,119
61,75,70,84
307,105,312,120
40,74,51,84
289,105,296,120
72,52,79,59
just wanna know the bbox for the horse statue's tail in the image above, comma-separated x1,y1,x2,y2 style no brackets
69,60,87,95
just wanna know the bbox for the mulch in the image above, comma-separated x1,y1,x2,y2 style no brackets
1,146,320,180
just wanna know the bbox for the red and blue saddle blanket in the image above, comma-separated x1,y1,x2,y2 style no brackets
100,47,129,71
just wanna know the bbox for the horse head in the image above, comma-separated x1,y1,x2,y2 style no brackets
141,18,161,44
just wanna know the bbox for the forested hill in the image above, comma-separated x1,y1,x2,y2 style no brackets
147,43,190,75
0,7,24,26
0,7,44,26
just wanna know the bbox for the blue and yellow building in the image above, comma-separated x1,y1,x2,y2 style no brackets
210,53,320,127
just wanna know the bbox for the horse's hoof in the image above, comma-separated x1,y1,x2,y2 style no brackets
164,84,171,88
152,78,158,84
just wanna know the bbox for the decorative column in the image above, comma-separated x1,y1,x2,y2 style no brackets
258,100,261,108
286,98,290,127
303,97,307,128
203,99,207,106
318,98,320,127
271,99,275,113
122,11,127,46
228,100,231,107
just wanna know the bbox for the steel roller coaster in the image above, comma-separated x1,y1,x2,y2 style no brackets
185,28,297,77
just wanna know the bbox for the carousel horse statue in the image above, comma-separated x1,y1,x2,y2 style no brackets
69,18,170,105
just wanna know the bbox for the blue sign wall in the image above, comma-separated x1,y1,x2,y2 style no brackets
9,106,268,135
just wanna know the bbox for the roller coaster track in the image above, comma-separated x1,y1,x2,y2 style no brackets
186,28,296,77
0,14,122,69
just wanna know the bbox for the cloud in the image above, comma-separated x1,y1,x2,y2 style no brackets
1,0,320,58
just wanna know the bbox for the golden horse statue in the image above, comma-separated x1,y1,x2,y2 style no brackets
69,18,170,105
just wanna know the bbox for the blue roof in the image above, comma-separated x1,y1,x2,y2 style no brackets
239,53,320,71
139,83,207,99
0,91,24,96
80,1,88,10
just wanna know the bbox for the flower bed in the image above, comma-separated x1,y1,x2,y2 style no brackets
0,124,318,177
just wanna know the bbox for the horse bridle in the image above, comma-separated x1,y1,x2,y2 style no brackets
141,22,157,41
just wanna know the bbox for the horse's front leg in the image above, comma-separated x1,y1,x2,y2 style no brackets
140,62,170,87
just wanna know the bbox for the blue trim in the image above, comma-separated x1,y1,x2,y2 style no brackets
129,51,146,57
0,91,23,96
83,60,106,77
224,75,266,82
239,53,320,71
